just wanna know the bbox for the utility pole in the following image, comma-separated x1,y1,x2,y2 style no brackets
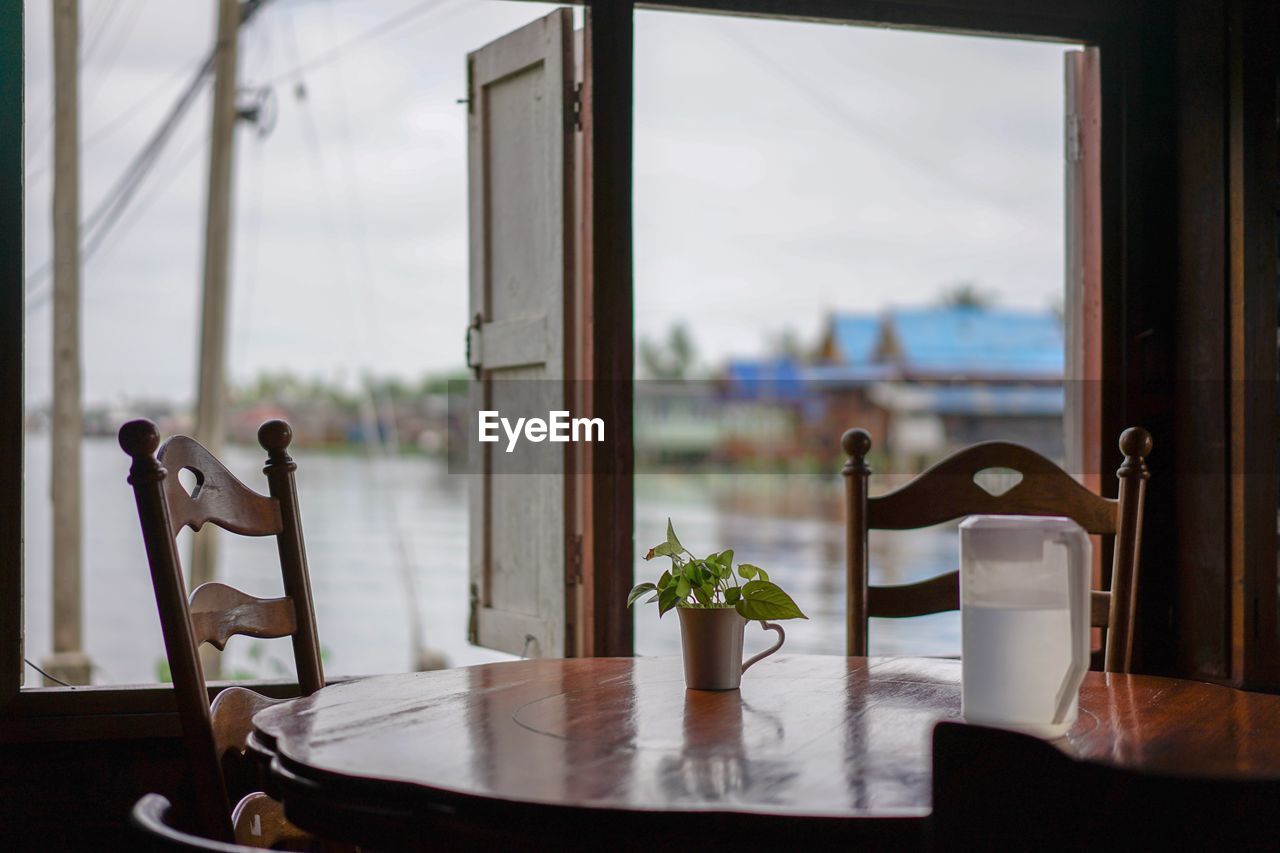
191,0,242,679
43,0,90,687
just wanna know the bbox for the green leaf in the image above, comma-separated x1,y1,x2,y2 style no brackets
658,570,672,590
676,577,691,599
683,563,700,583
738,563,758,580
645,541,675,560
757,568,770,582
692,586,710,606
658,588,679,617
666,518,683,554
645,594,659,604
735,580,807,621
719,549,734,570
627,582,657,607
724,586,742,604
701,582,715,599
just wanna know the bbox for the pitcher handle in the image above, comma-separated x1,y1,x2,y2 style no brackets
1052,534,1091,727
742,621,785,674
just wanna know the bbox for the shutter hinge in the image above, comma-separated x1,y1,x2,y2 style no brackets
568,533,584,586
571,81,583,132
466,313,483,377
461,61,475,114
468,583,480,644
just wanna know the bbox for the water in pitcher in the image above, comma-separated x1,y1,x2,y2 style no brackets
961,597,1075,734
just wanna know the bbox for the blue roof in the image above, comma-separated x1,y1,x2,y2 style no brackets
830,315,880,365
723,358,806,402
883,306,1063,377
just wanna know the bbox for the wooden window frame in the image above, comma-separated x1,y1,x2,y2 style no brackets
5,0,1275,738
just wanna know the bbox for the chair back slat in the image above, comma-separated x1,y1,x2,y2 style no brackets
230,793,313,849
866,570,1115,628
209,686,286,765
188,582,298,651
842,426,1151,672
158,436,282,538
866,442,1118,533
867,572,959,618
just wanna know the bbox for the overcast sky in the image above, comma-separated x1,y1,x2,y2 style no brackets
22,0,1073,407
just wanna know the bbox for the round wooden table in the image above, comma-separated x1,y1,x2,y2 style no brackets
250,655,1280,850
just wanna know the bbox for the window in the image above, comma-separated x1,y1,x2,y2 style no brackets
7,0,1278,711
17,1,571,688
630,10,1084,659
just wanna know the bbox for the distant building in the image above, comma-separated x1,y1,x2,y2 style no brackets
720,305,1066,470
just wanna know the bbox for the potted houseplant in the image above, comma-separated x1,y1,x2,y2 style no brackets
628,519,807,690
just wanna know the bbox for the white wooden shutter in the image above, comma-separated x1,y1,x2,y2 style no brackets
467,9,577,658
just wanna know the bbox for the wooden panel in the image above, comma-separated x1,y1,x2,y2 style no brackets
1227,0,1280,688
467,9,575,658
1108,3,1180,678
1173,0,1229,683
1063,48,1104,638
633,0,1117,42
0,0,22,701
586,0,636,658
188,582,297,651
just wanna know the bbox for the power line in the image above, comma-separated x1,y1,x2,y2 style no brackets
80,0,132,67
24,0,142,166
25,0,279,309
25,655,73,686
263,0,456,86
80,0,147,110
24,52,214,305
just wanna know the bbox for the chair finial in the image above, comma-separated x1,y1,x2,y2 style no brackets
842,428,872,460
119,419,161,459
1118,427,1152,480
258,419,293,455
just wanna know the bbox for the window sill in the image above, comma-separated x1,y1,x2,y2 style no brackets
0,678,354,744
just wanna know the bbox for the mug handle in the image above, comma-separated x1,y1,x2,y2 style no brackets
1051,533,1091,727
741,621,785,674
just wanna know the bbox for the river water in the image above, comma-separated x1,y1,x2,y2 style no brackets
21,435,958,685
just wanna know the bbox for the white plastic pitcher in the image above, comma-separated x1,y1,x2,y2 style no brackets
959,515,1091,738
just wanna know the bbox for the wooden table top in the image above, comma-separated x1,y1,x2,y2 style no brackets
251,655,1280,846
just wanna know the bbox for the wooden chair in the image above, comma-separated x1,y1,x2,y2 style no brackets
929,721,1280,851
842,427,1152,672
133,794,259,852
120,419,323,847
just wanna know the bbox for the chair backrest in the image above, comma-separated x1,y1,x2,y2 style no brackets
842,427,1151,672
120,419,324,843
929,721,1280,851
132,794,256,853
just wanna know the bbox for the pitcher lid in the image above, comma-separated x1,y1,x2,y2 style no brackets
959,514,1082,533
960,515,1085,563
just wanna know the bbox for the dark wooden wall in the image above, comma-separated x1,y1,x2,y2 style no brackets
0,738,197,850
